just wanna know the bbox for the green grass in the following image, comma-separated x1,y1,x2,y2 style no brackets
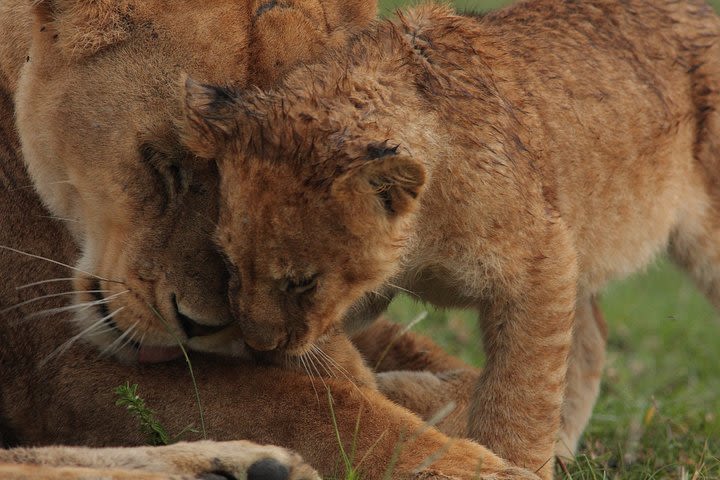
381,1,720,478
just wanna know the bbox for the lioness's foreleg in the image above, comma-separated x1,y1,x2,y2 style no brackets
0,441,318,480
468,219,577,479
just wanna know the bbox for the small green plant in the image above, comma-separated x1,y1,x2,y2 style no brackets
147,303,207,439
114,382,171,446
115,382,199,446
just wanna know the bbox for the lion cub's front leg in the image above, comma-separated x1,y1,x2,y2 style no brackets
465,219,577,479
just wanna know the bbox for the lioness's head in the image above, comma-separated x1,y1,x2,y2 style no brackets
182,70,426,354
15,0,375,362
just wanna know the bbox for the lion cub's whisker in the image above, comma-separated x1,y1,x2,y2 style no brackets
311,345,369,400
15,277,76,290
308,348,334,379
0,245,125,284
305,350,330,394
298,354,320,403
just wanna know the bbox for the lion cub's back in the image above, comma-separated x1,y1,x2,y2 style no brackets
474,0,720,289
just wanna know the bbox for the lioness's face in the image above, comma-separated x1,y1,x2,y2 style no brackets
15,0,375,362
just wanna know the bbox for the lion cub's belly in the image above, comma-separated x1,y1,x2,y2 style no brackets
563,120,707,292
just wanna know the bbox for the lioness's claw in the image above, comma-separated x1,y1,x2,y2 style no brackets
247,457,290,480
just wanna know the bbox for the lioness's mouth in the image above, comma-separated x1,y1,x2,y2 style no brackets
87,284,232,364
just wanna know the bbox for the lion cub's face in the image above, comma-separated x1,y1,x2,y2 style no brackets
183,80,426,354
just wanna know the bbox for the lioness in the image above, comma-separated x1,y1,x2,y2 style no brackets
1,0,536,478
181,0,720,477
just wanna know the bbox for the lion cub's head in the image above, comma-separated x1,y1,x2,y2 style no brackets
15,0,374,362
182,72,426,355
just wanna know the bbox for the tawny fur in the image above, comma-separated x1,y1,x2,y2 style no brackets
182,0,720,477
0,1,537,478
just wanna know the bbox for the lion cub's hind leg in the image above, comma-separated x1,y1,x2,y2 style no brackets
668,33,720,311
558,296,607,460
353,317,481,437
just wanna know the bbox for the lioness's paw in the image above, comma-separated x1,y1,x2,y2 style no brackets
147,441,319,480
0,441,319,480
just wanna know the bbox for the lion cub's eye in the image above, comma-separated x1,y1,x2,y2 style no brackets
280,274,319,295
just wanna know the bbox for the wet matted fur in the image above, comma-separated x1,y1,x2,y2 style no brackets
181,0,720,477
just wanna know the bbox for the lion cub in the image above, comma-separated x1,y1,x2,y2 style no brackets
182,0,720,476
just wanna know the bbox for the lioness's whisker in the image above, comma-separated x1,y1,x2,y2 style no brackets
0,245,124,284
38,215,80,223
22,290,130,321
40,306,125,366
0,289,115,314
385,282,421,299
99,321,138,358
7,179,72,192
368,289,391,302
113,325,141,356
15,277,76,290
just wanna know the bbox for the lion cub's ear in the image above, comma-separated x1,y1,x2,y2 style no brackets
181,75,242,159
336,144,426,218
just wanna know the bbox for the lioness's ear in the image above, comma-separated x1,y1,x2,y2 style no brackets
31,0,134,59
338,144,426,217
181,75,240,159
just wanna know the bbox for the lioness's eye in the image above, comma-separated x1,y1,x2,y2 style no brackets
140,143,188,202
280,274,319,295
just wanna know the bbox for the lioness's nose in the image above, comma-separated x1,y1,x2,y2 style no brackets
173,294,231,339
241,325,287,352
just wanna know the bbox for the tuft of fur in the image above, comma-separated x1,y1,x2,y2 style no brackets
185,0,720,477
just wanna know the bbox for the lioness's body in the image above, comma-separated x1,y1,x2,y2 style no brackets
186,0,720,477
0,1,536,479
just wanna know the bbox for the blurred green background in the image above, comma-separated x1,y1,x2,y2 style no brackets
381,1,720,478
